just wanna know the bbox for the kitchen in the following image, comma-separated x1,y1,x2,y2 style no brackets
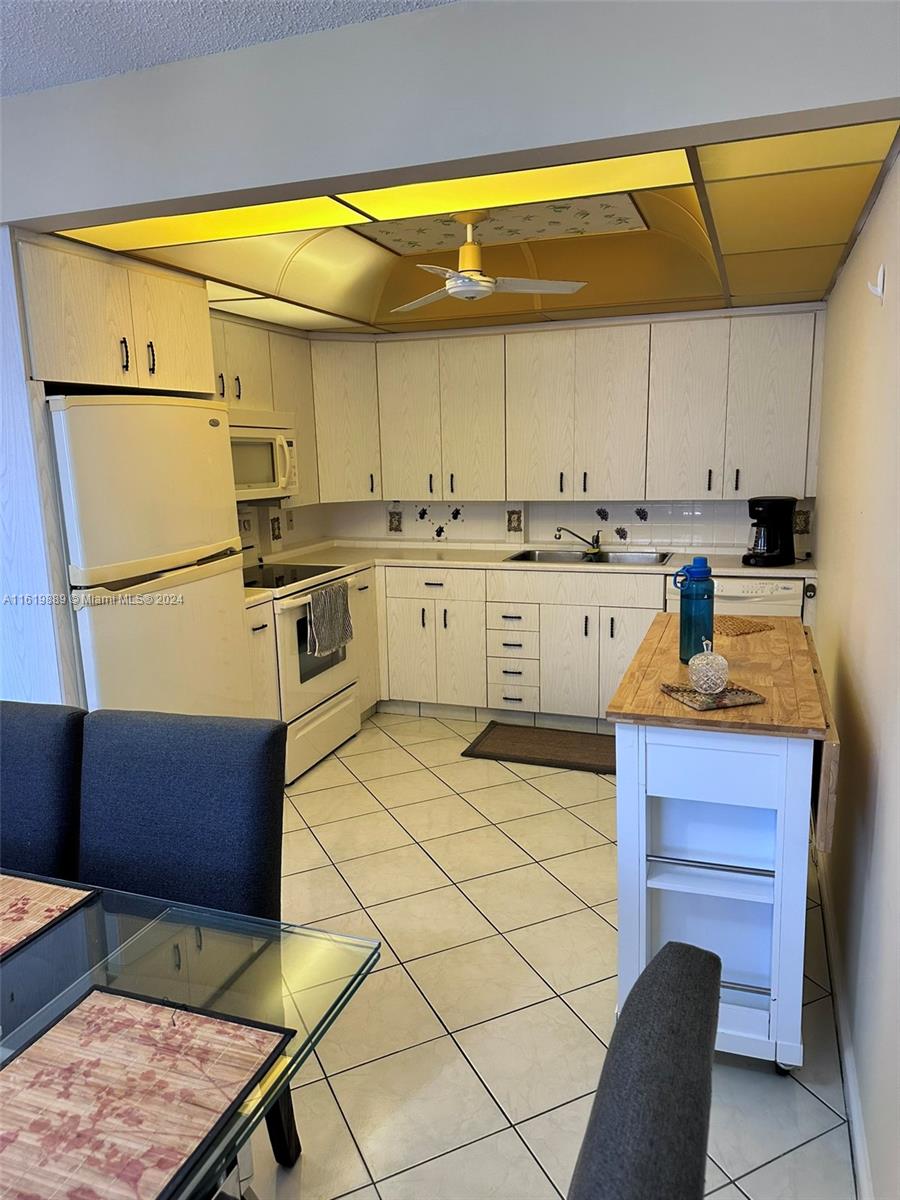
1,4,897,1200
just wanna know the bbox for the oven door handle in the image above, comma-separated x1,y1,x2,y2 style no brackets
274,576,358,613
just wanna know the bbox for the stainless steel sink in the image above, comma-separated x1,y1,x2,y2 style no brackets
506,549,671,565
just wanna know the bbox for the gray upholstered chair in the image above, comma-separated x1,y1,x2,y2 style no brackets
568,941,722,1200
0,700,86,879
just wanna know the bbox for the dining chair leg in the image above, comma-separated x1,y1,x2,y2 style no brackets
265,1087,302,1167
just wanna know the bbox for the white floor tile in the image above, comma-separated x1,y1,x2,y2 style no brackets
805,904,831,991
368,885,495,960
737,1123,854,1200
502,761,569,780
392,795,489,840
313,810,412,863
460,863,583,932
369,709,421,728
377,1128,557,1199
456,998,605,1122
499,809,604,859
365,768,455,809
507,909,617,992
338,844,450,907
408,735,471,766
563,977,618,1046
542,843,617,904
310,910,398,971
331,1037,506,1180
569,796,617,840
407,935,553,1031
594,899,618,929
283,797,305,832
704,1158,731,1194
421,825,531,881
290,781,383,828
517,1094,594,1195
462,780,560,822
437,718,487,739
707,1187,746,1199
388,718,462,746
288,756,356,795
344,747,423,782
529,771,617,808
281,828,329,875
795,996,846,1116
431,758,519,793
707,1055,843,1178
336,727,398,757
282,865,359,925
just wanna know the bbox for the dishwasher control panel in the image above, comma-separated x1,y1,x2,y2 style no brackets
665,575,806,616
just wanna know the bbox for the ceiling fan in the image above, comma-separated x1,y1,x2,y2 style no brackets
391,211,587,313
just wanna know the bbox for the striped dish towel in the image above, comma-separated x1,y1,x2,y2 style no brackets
308,582,354,657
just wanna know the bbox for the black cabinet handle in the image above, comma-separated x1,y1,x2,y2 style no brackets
584,614,589,637
217,372,225,398
734,468,740,491
502,641,523,648
503,696,523,703
449,472,455,493
195,926,203,951
501,614,522,620
443,607,448,629
120,337,130,373
147,340,156,375
559,471,564,493
502,669,523,676
235,375,242,400
421,607,426,628
707,468,713,492
582,471,587,493
173,944,182,971
357,585,369,592
609,616,615,638
250,623,269,633
369,473,375,493
429,472,434,494
424,581,444,588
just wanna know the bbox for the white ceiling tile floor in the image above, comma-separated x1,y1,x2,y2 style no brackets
262,714,854,1200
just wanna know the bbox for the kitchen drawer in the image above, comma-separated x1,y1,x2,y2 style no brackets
486,601,539,631
487,569,663,609
645,728,786,811
285,684,360,783
386,566,485,601
488,657,540,687
488,683,541,712
486,629,540,659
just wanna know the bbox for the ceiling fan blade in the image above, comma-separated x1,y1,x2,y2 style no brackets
493,277,587,295
417,263,465,281
390,287,450,313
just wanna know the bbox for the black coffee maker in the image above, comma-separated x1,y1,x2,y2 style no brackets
742,497,797,567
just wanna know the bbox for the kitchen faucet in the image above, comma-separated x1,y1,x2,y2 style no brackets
555,526,602,549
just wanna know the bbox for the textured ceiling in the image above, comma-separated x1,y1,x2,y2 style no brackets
0,0,454,96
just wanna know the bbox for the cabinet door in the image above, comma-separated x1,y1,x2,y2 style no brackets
128,269,215,393
210,317,228,401
221,320,273,409
724,314,815,500
244,603,280,720
312,341,382,502
350,570,380,713
270,332,319,505
598,606,658,717
18,239,136,386
539,604,599,718
378,340,442,500
575,325,650,500
646,319,730,500
436,600,487,708
440,335,506,500
386,597,436,703
506,330,575,499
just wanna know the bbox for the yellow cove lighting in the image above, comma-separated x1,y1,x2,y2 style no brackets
60,196,369,252
699,120,899,182
339,150,692,221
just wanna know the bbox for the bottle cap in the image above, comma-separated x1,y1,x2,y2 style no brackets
673,556,712,586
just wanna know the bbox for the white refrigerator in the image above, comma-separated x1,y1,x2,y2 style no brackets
50,394,252,717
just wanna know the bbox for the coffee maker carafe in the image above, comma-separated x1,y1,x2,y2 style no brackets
742,497,797,567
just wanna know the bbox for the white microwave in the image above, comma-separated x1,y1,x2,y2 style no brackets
231,426,298,500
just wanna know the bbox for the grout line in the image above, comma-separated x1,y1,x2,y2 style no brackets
729,1118,849,1191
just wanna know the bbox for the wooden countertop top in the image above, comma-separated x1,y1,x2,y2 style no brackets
607,613,830,740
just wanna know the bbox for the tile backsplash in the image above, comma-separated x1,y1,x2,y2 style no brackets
273,497,815,557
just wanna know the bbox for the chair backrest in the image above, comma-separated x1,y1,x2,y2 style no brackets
79,709,287,919
0,701,86,879
567,941,722,1200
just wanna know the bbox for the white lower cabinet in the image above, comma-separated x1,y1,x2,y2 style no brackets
244,602,280,719
349,570,379,712
598,606,659,717
539,604,600,718
387,596,486,708
387,597,438,703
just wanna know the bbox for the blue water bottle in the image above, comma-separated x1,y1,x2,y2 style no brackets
673,556,715,663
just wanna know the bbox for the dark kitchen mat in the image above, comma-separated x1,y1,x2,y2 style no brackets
462,721,616,775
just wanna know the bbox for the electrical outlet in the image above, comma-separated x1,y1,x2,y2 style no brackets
285,509,294,533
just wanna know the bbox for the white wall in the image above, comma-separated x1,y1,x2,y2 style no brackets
2,1,898,225
815,158,899,1200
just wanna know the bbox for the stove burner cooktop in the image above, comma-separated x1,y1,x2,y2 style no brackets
243,563,343,589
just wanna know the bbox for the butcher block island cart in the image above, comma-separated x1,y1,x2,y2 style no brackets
607,613,838,1069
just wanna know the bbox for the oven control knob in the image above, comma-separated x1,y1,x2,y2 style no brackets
804,583,817,599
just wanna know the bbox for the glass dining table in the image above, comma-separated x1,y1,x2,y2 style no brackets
0,872,379,1199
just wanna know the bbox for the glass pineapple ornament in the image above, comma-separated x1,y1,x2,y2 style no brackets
688,639,729,695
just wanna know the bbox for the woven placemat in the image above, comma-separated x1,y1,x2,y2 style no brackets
714,615,775,637
661,682,766,711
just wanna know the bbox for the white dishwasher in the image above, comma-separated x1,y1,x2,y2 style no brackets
665,576,806,618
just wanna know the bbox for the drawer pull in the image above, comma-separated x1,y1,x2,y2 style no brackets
502,696,523,703
502,669,523,676
501,614,523,620
502,642,523,648
357,585,369,592
646,853,775,878
250,623,269,633
424,581,444,588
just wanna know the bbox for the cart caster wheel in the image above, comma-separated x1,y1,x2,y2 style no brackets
774,1062,791,1076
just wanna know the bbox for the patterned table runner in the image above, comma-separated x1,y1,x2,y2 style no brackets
0,873,95,959
0,989,292,1200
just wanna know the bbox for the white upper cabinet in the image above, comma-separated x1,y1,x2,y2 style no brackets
377,339,442,500
724,314,815,500
312,340,382,502
440,335,506,501
127,268,215,393
506,330,576,500
574,324,650,500
270,332,319,507
646,319,730,500
219,319,273,410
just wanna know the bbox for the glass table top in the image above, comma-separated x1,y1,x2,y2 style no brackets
0,875,379,1198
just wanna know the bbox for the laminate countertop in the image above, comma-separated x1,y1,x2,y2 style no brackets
607,612,830,740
